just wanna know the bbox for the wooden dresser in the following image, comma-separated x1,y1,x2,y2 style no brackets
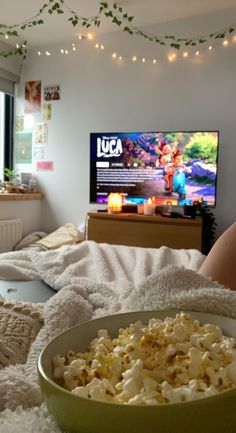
87,212,202,250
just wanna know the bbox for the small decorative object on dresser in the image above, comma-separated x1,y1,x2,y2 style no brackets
107,192,123,214
144,198,156,215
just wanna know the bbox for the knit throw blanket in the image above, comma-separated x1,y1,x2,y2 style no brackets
0,241,236,432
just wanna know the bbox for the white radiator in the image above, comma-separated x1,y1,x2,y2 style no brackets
0,219,23,253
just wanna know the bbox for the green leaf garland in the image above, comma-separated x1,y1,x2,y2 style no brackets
0,0,235,57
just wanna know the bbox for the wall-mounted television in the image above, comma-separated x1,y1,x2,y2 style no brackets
90,131,219,206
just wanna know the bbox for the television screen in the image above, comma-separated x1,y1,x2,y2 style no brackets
90,131,219,206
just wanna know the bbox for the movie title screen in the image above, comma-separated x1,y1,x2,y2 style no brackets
90,131,219,206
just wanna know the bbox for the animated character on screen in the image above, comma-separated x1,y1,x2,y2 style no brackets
155,140,179,165
157,141,179,192
164,150,191,199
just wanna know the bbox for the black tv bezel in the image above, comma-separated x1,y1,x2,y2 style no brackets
89,130,220,208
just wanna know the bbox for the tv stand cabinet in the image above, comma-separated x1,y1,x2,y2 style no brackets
87,212,202,250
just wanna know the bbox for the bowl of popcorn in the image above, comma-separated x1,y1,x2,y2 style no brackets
38,310,236,433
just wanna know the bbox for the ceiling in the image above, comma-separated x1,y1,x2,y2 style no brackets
0,0,236,47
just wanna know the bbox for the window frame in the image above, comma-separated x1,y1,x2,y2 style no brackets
3,93,14,177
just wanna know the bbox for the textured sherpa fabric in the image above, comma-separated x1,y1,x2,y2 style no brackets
1,265,236,432
0,241,233,432
0,240,205,283
0,297,44,368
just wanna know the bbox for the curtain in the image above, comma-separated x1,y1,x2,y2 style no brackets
0,67,19,96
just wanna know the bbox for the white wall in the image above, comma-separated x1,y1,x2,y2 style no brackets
0,201,43,236
12,12,236,238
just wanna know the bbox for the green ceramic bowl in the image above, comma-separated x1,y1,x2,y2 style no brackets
38,310,236,433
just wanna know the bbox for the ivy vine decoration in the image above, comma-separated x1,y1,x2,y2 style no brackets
0,0,235,58
99,3,235,51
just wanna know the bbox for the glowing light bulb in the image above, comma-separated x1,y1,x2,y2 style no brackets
153,58,157,64
223,39,229,46
46,51,51,56
78,35,83,40
168,53,176,62
112,52,117,59
100,44,104,50
24,114,35,129
61,49,64,53
87,33,93,40
16,44,20,49
132,55,137,62
208,45,213,50
118,56,122,60
182,51,188,58
95,43,99,48
65,49,69,54
37,51,41,55
195,50,200,56
142,57,146,63
5,35,9,39
72,46,76,51
233,35,236,43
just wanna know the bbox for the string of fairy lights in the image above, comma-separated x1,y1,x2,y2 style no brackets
32,31,236,65
0,0,236,64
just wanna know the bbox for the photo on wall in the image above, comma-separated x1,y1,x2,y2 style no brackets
15,132,33,164
43,84,61,101
35,122,48,145
43,103,52,121
15,116,24,132
25,80,41,113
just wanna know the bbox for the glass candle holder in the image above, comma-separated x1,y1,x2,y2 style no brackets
144,198,155,215
108,193,123,214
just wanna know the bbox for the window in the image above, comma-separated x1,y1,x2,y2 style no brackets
0,92,4,179
0,91,14,181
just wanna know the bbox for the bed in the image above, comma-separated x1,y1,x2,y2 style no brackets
0,236,236,432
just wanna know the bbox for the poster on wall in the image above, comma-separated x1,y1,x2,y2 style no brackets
43,84,61,101
35,122,48,145
25,80,41,113
15,132,32,164
36,161,54,171
43,103,52,120
34,146,45,160
15,116,24,132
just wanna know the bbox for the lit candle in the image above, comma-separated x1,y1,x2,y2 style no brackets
108,193,123,214
137,204,144,214
144,198,155,215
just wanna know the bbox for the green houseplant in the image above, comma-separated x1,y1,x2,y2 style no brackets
4,168,19,182
3,168,20,192
194,201,217,255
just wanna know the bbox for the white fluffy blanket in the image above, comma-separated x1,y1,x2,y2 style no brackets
1,241,236,432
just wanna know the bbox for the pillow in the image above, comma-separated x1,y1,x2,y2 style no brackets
0,296,44,368
34,223,84,250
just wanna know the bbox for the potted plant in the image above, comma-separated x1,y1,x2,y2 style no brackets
194,200,217,255
3,168,20,192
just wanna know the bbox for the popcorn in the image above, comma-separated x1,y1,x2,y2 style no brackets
52,312,236,405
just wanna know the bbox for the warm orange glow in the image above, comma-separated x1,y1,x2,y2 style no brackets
108,193,123,213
